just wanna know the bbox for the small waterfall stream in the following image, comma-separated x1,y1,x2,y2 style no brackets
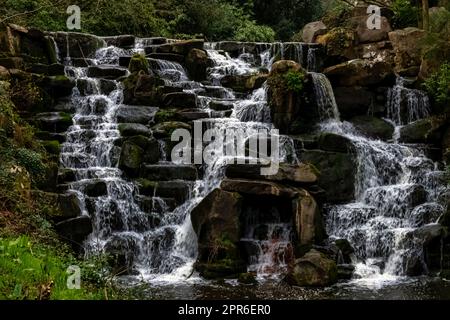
318,77,447,285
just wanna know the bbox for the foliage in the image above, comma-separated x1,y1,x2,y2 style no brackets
0,236,112,300
421,8,450,67
391,0,419,29
424,63,450,106
321,0,353,29
234,21,275,42
284,70,306,93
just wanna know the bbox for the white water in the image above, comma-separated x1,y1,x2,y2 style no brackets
319,77,446,286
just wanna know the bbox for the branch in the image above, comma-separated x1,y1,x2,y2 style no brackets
0,0,65,24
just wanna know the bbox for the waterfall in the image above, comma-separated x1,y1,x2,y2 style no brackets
316,75,447,284
310,72,340,121
387,77,431,125
307,47,319,72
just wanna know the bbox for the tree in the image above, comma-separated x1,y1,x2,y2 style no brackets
421,0,430,30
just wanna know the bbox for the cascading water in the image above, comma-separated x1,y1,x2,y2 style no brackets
59,38,303,283
315,75,447,285
387,77,431,126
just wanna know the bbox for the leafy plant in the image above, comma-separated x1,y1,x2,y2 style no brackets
234,21,275,42
284,70,306,93
391,0,419,29
424,63,450,106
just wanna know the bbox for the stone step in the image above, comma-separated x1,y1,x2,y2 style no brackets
161,92,197,109
32,112,73,133
140,164,198,181
70,58,96,68
116,105,158,125
76,78,117,96
137,180,192,203
102,35,136,48
326,204,378,231
136,195,178,213
148,53,185,64
87,65,128,79
208,99,236,111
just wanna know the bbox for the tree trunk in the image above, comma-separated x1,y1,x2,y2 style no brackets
422,0,430,31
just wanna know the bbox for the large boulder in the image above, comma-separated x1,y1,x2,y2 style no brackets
399,118,444,144
351,15,392,44
333,86,376,118
302,21,328,43
286,249,338,287
191,189,246,279
220,179,300,198
316,28,357,62
388,28,426,77
185,48,211,82
300,150,356,203
49,31,105,59
349,115,395,141
123,71,165,105
324,59,394,87
293,189,323,245
267,60,314,134
119,136,160,177
221,73,268,93
128,54,150,74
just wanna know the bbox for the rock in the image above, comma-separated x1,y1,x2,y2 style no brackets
33,112,73,133
324,59,394,87
50,32,106,59
128,54,150,74
209,100,235,111
0,66,10,81
220,179,300,198
221,73,268,93
151,121,191,138
318,133,353,153
118,123,151,137
87,65,128,79
141,164,198,181
337,264,355,280
123,71,165,105
102,35,135,48
334,239,355,264
28,63,65,76
333,87,376,119
162,92,197,109
286,249,338,287
85,180,108,197
42,75,75,98
116,105,158,124
225,163,318,184
185,48,211,81
0,57,24,69
58,191,83,220
351,15,391,43
399,118,443,144
238,272,258,285
139,181,191,203
350,116,395,141
388,28,426,77
104,235,137,275
148,53,185,64
293,189,323,245
301,150,356,203
267,60,313,134
302,21,328,43
42,140,61,155
119,141,145,177
153,39,204,56
414,224,446,245
55,216,92,251
316,28,357,61
191,189,246,279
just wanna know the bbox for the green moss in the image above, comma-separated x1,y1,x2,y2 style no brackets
128,54,150,74
41,140,60,155
153,109,179,124
135,179,158,195
284,70,305,93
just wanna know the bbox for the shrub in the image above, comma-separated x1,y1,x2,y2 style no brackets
391,0,419,29
284,70,306,93
234,21,275,42
424,63,450,106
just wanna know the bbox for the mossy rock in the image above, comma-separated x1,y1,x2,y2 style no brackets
42,140,61,155
195,259,247,280
153,109,181,123
128,54,150,74
151,121,191,139
349,116,394,141
238,272,258,285
135,179,158,195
